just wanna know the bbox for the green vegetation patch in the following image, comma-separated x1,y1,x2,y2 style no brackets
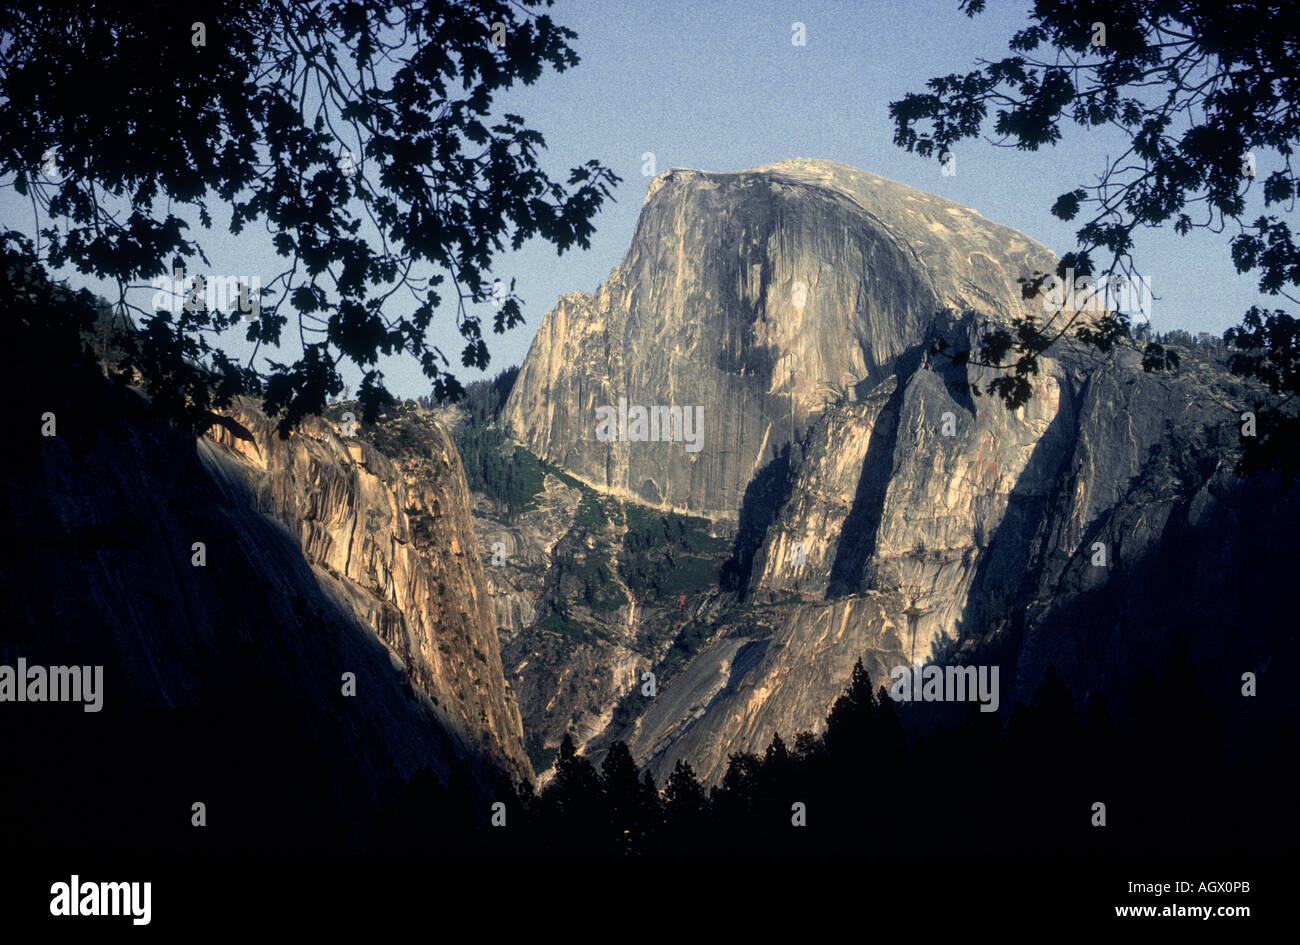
618,506,730,599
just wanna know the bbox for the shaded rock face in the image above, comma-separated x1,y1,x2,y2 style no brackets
497,159,1298,786
505,159,1060,518
204,399,532,783
1,390,529,851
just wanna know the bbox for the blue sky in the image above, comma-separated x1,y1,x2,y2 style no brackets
4,0,1284,399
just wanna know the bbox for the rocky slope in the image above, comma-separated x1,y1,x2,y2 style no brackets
2,382,531,850
491,159,1297,786
602,344,1296,786
209,398,532,782
466,458,730,778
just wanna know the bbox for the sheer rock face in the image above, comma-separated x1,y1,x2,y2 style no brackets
498,159,1298,787
747,315,1072,666
604,336,1299,789
504,159,1060,518
3,392,532,848
203,399,533,783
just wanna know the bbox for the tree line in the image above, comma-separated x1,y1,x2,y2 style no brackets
373,648,1296,855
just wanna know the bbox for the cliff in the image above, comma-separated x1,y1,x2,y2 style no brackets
504,159,1063,517
491,159,1298,785
205,398,532,782
2,383,531,851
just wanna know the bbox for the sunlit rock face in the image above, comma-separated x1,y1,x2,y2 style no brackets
2,390,533,849
496,159,1297,787
505,159,1061,519
203,399,533,783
